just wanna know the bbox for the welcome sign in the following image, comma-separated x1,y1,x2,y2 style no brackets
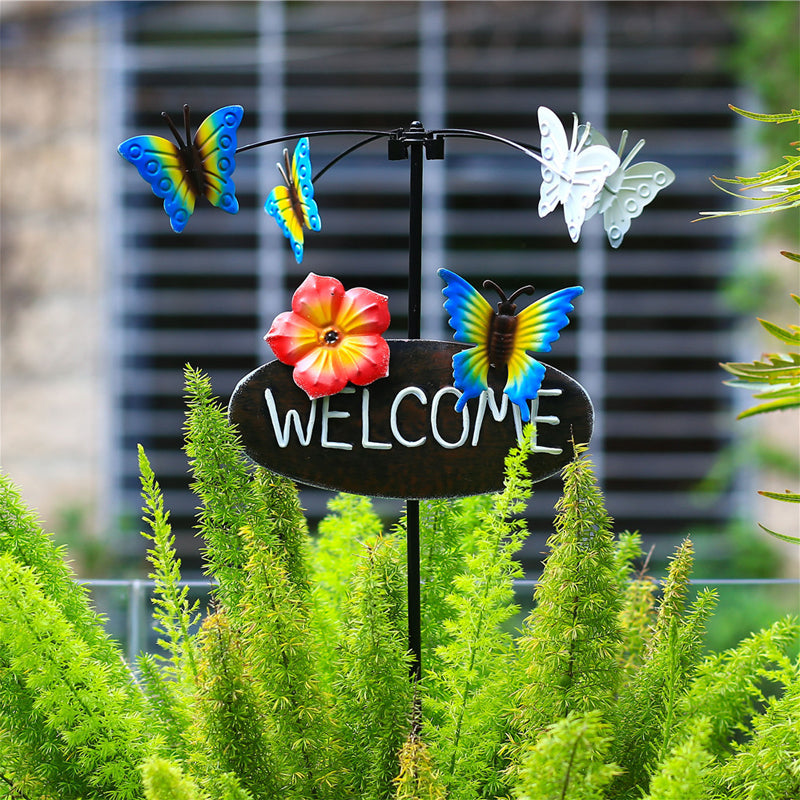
229,340,592,498
118,108,672,677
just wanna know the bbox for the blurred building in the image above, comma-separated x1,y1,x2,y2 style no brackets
1,1,766,572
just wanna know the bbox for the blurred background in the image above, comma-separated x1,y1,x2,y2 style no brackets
1,1,797,649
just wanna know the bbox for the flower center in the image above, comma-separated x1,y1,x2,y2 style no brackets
323,328,340,345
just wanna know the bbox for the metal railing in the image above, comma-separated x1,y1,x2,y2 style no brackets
81,577,800,665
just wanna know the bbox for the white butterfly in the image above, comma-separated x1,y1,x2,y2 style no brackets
583,129,676,248
537,106,620,243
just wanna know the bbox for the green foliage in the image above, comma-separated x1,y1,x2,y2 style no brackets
722,292,800,421
720,291,800,542
1,367,799,800
332,534,413,799
418,494,492,683
191,610,278,799
608,540,718,798
714,659,800,800
701,107,800,543
641,719,714,800
422,431,534,800
698,107,800,220
142,756,207,800
675,616,800,759
0,553,154,799
311,493,386,677
729,2,800,126
233,524,334,799
512,711,620,800
138,446,200,730
513,445,622,742
394,729,448,800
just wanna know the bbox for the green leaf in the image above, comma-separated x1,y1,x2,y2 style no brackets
727,105,800,124
737,395,800,419
758,317,800,346
751,385,800,400
722,358,800,384
757,524,800,544
757,489,800,503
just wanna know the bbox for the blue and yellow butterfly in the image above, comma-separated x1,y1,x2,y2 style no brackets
438,268,583,422
118,104,243,233
265,137,322,264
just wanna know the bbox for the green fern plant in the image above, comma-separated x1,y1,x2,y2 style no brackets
1,366,798,800
421,433,533,800
700,107,800,543
512,711,620,800
512,444,623,747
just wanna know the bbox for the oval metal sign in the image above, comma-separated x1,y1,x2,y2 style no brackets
229,340,592,498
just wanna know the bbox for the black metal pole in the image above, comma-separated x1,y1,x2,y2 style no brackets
406,123,424,684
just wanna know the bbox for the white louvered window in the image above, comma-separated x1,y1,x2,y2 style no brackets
110,1,742,569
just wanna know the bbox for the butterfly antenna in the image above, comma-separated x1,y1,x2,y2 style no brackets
162,111,187,150
617,129,629,158
622,137,647,170
182,104,192,150
277,148,291,186
508,284,536,303
577,118,591,152
483,279,507,302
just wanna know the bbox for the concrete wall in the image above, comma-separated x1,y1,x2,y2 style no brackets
1,1,105,539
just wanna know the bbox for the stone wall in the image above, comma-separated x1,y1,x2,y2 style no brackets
1,1,104,539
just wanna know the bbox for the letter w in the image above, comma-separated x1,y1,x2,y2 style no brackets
264,389,317,447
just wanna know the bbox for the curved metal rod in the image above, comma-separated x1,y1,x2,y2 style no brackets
313,133,389,184
237,126,544,161
236,128,396,155
237,125,549,188
430,127,545,164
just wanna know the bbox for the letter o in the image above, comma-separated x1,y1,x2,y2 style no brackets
431,387,469,449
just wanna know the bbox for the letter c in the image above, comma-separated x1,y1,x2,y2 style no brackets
390,387,427,448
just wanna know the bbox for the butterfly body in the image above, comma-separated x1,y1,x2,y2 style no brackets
265,137,321,264
118,105,243,233
537,106,620,243
439,268,582,423
482,280,535,369
280,150,307,228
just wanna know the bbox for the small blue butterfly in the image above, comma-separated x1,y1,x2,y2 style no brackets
118,104,243,233
265,137,322,263
439,268,583,422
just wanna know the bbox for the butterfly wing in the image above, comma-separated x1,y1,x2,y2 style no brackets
291,137,322,232
118,135,196,233
506,285,584,421
538,106,571,218
600,161,676,248
563,145,620,242
538,107,620,242
266,184,305,262
265,137,321,264
438,268,495,412
193,104,243,215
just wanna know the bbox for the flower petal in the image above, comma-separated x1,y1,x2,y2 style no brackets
337,287,391,336
336,334,390,386
292,346,350,399
265,310,320,365
291,273,345,328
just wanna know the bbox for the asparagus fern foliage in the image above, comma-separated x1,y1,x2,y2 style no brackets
0,366,797,800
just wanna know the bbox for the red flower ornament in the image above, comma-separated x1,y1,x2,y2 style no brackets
266,273,391,399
